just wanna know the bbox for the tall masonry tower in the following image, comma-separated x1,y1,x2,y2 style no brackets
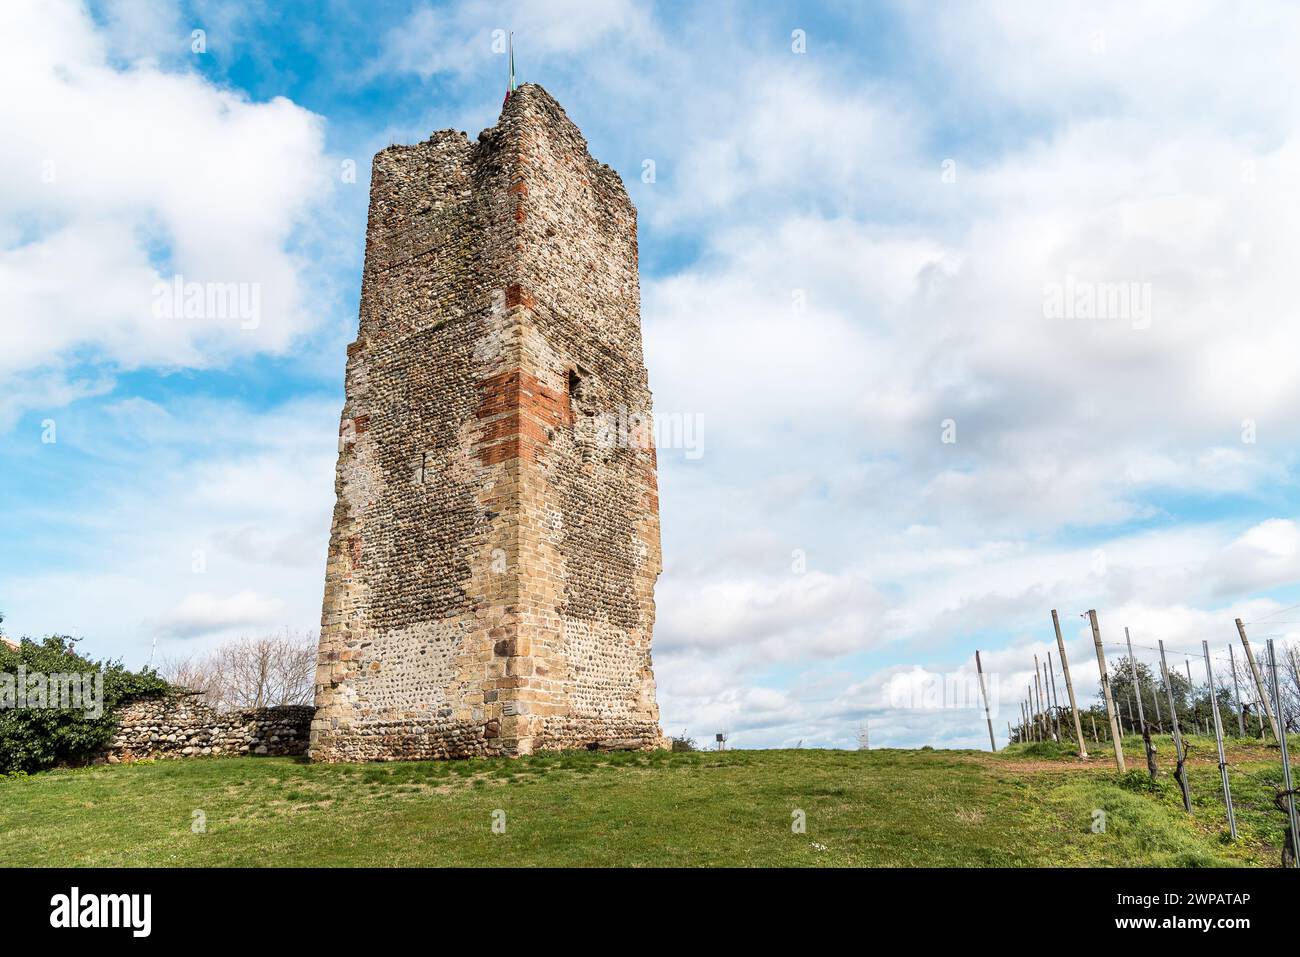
310,86,664,761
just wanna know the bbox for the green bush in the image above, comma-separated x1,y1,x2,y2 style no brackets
0,635,171,774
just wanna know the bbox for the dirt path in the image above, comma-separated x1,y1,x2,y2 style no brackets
969,743,1281,774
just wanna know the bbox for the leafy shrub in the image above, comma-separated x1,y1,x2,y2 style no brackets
0,636,172,773
670,733,697,752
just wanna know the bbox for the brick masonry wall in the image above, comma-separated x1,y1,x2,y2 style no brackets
311,85,664,761
102,697,314,762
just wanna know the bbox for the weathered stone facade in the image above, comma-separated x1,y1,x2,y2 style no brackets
102,697,313,762
310,85,664,762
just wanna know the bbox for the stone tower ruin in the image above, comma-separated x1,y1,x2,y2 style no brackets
310,85,664,761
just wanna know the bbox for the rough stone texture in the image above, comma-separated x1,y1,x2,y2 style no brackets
102,697,313,762
310,85,664,762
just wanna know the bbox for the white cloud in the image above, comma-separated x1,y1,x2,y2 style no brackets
657,569,891,662
97,0,187,64
148,590,287,640
0,0,334,426
646,71,922,226
371,0,653,80
902,0,1300,132
638,3,1300,745
0,394,337,658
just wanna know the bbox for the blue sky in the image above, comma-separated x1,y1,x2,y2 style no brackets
3,0,1299,748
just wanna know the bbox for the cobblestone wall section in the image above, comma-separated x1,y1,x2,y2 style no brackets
102,697,313,762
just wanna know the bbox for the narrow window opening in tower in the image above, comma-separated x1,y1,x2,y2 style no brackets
567,369,583,405
419,451,427,485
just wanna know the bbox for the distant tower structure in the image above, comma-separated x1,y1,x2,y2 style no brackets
310,85,664,761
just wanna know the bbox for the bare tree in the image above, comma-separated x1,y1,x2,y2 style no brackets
157,652,229,710
159,630,316,711
1281,640,1300,733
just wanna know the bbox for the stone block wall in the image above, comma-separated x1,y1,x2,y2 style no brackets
101,696,314,762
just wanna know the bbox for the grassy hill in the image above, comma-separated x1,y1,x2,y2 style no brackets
0,736,1291,867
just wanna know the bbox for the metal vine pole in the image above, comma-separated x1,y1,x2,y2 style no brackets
1151,672,1163,732
1047,651,1063,742
1202,640,1237,840
975,650,996,752
1125,627,1146,731
1159,640,1192,812
1089,610,1125,772
1267,640,1299,866
1034,655,1047,741
1228,643,1247,737
1126,628,1158,778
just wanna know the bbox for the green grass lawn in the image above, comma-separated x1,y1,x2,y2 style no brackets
0,740,1291,867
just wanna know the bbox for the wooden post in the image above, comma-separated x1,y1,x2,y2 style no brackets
1158,639,1192,812
1203,640,1237,840
1266,640,1299,866
1236,619,1280,743
1090,713,1098,742
975,650,996,752
1051,609,1087,758
1089,609,1126,772
1228,644,1247,737
1047,651,1063,742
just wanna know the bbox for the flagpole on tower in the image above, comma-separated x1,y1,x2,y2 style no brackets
504,31,515,104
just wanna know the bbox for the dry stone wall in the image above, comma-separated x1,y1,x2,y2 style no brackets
311,85,664,762
102,696,313,762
